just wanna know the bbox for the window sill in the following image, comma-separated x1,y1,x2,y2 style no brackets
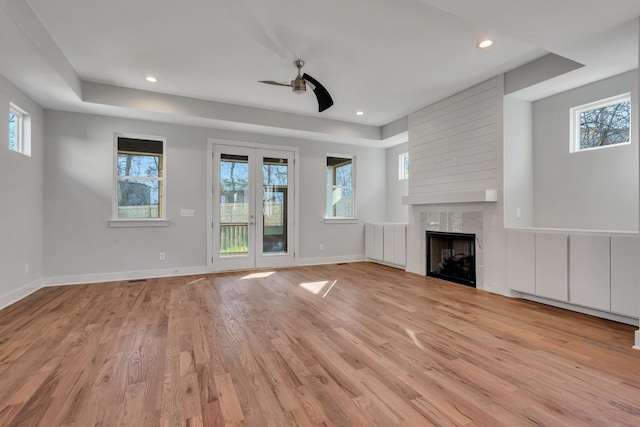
324,217,359,224
108,219,169,228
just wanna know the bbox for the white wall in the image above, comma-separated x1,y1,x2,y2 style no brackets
504,97,534,227
0,74,44,307
532,70,639,231
43,110,386,281
385,142,409,223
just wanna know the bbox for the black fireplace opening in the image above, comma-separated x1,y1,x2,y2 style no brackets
426,231,476,287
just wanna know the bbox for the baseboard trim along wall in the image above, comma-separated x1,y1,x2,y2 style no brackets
43,266,211,287
522,294,639,327
0,279,43,311
297,255,365,267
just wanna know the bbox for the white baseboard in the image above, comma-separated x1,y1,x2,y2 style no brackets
297,254,364,267
520,294,639,327
0,279,43,310
43,266,211,287
363,258,406,270
41,257,367,288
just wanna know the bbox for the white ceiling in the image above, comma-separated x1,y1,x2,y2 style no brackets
1,0,639,146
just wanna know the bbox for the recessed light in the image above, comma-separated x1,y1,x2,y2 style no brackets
477,39,494,49
145,76,158,83
356,111,364,116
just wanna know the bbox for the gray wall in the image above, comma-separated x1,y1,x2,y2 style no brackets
504,96,534,227
532,70,638,231
385,142,409,223
43,110,387,280
0,74,44,306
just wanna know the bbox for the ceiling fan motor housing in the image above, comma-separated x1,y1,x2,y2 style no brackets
291,77,306,94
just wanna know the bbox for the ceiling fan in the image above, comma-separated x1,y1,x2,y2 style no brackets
260,60,334,112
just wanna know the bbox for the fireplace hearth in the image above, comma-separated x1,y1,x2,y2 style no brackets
426,231,476,287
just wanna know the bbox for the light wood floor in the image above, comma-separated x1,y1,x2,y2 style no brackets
0,262,639,426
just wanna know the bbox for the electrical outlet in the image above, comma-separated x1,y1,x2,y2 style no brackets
516,208,522,218
159,252,166,261
24,263,29,274
319,244,324,251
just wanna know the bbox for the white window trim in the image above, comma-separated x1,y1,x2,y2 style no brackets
8,102,31,156
570,93,631,153
398,152,409,180
111,132,167,226
325,153,357,221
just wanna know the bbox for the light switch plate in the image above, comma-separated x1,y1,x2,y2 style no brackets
180,209,195,217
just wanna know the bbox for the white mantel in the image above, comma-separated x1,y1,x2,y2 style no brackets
402,189,498,205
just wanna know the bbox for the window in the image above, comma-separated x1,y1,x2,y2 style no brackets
8,103,31,156
399,152,409,180
114,134,165,220
570,93,631,153
326,155,355,218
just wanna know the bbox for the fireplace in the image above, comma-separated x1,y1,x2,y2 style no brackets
426,231,476,287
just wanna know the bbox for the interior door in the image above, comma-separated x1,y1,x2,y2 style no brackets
212,145,295,271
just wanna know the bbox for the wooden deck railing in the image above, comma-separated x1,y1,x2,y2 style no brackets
220,223,249,254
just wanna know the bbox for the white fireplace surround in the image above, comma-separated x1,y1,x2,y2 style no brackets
406,201,507,296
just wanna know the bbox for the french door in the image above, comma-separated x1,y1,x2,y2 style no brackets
212,144,295,271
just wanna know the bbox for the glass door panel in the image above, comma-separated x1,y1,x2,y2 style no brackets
213,145,255,271
256,149,295,268
262,158,288,254
219,154,249,256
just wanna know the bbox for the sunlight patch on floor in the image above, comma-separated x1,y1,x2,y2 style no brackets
299,281,328,294
241,271,275,280
299,280,338,297
322,280,337,298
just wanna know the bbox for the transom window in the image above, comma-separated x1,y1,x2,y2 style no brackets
570,93,631,153
8,103,31,156
115,134,166,219
326,155,355,219
399,152,409,180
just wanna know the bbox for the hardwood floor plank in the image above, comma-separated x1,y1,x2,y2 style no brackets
0,262,639,425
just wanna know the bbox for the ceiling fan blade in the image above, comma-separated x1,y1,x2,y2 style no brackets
302,73,334,112
259,80,293,87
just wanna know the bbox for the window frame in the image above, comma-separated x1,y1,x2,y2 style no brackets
325,154,357,222
398,152,409,180
570,93,631,153
8,103,31,156
110,132,168,227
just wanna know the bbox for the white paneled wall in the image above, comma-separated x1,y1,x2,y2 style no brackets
408,77,501,197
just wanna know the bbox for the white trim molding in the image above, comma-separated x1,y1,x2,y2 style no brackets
0,279,42,310
297,254,364,267
43,266,210,287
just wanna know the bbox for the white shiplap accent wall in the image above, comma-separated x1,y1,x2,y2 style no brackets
408,77,503,199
